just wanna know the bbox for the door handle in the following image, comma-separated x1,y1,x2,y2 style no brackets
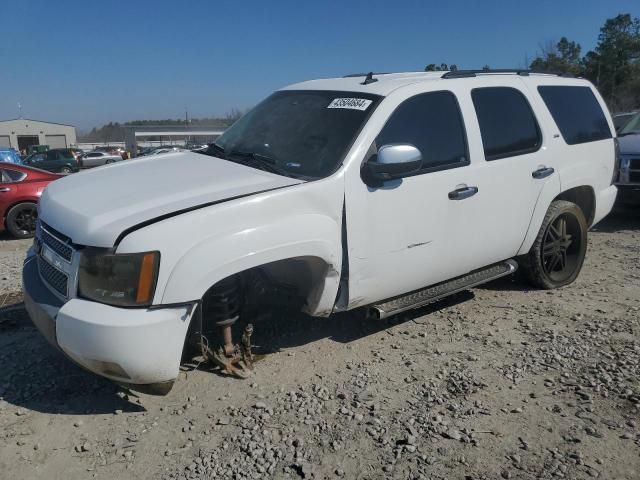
448,186,478,200
0,187,10,192
532,166,555,179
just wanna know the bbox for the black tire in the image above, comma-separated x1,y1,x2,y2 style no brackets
6,203,38,239
520,200,588,289
60,166,72,174
105,159,114,164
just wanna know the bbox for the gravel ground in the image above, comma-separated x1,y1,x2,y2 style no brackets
0,233,31,298
0,211,639,480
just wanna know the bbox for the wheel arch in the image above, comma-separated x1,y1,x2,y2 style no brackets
554,185,596,227
160,236,343,317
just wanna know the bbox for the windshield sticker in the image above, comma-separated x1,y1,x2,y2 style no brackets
327,98,372,111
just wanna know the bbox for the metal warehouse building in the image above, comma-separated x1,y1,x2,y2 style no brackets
0,118,77,153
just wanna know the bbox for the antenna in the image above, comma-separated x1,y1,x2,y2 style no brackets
17,102,23,118
361,72,378,85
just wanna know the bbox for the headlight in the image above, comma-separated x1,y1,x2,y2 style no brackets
78,250,160,307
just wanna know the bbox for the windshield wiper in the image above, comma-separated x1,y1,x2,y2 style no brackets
227,150,291,177
206,142,226,158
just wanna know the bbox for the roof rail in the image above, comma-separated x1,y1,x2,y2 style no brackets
441,69,578,79
343,72,390,78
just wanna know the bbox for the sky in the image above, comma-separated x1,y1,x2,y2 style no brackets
1,0,638,130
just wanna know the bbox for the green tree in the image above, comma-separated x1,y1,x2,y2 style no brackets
424,63,457,72
583,14,640,110
529,37,583,74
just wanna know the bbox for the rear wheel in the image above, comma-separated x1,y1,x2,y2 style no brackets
60,166,72,174
6,203,38,239
520,200,587,289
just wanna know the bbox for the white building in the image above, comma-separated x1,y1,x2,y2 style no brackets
0,118,77,153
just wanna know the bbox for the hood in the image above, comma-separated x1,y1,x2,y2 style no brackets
618,133,640,155
39,151,303,247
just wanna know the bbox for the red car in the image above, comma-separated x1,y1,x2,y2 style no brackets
0,162,60,239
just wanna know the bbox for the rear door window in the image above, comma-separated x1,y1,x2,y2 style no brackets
3,169,27,182
538,86,612,145
471,87,541,161
376,90,469,172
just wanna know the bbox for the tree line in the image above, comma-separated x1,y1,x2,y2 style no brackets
78,110,243,143
427,13,640,112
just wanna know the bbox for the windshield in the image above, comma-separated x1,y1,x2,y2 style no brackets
620,113,640,136
212,90,381,179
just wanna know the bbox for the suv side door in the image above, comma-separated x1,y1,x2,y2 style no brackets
459,79,561,271
345,87,479,307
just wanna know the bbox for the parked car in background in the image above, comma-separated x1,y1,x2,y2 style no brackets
23,70,617,393
613,111,638,133
78,150,123,168
0,148,23,165
68,148,85,162
616,114,640,204
137,145,184,157
23,149,79,174
1,162,59,238
94,146,127,160
147,147,186,156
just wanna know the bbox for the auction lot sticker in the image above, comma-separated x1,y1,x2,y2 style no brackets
327,98,373,110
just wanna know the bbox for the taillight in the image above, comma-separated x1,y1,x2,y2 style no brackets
612,138,620,185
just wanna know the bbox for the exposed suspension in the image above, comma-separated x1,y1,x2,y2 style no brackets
200,276,254,378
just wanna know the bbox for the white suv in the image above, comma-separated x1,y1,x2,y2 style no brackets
23,70,618,394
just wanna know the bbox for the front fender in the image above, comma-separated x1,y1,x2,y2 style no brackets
163,215,341,314
116,177,345,316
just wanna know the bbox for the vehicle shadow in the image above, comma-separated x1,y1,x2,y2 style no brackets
0,231,23,242
0,305,144,415
591,207,640,233
243,290,476,353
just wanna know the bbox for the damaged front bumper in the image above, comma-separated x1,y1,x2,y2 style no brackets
22,256,196,395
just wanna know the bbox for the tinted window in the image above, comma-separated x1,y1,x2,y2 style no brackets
88,152,102,157
46,151,60,160
4,169,26,182
538,86,612,145
472,87,541,160
57,149,74,159
376,91,468,171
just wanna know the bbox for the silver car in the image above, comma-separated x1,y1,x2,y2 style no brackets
79,151,123,168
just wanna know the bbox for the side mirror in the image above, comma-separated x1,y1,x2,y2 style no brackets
362,144,423,187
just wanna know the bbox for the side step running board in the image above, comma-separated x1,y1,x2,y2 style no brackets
367,259,518,320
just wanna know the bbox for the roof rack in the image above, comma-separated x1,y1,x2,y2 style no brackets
441,69,578,79
343,72,389,78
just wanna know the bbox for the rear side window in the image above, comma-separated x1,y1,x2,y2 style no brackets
58,150,74,159
538,86,612,145
376,91,468,171
4,169,27,182
472,87,541,161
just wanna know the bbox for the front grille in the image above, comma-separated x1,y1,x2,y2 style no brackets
630,171,640,183
630,158,640,170
38,256,69,297
41,227,73,261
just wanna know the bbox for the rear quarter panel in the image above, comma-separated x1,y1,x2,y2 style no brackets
517,77,615,254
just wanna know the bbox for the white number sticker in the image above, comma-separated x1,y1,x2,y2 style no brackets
327,98,372,111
